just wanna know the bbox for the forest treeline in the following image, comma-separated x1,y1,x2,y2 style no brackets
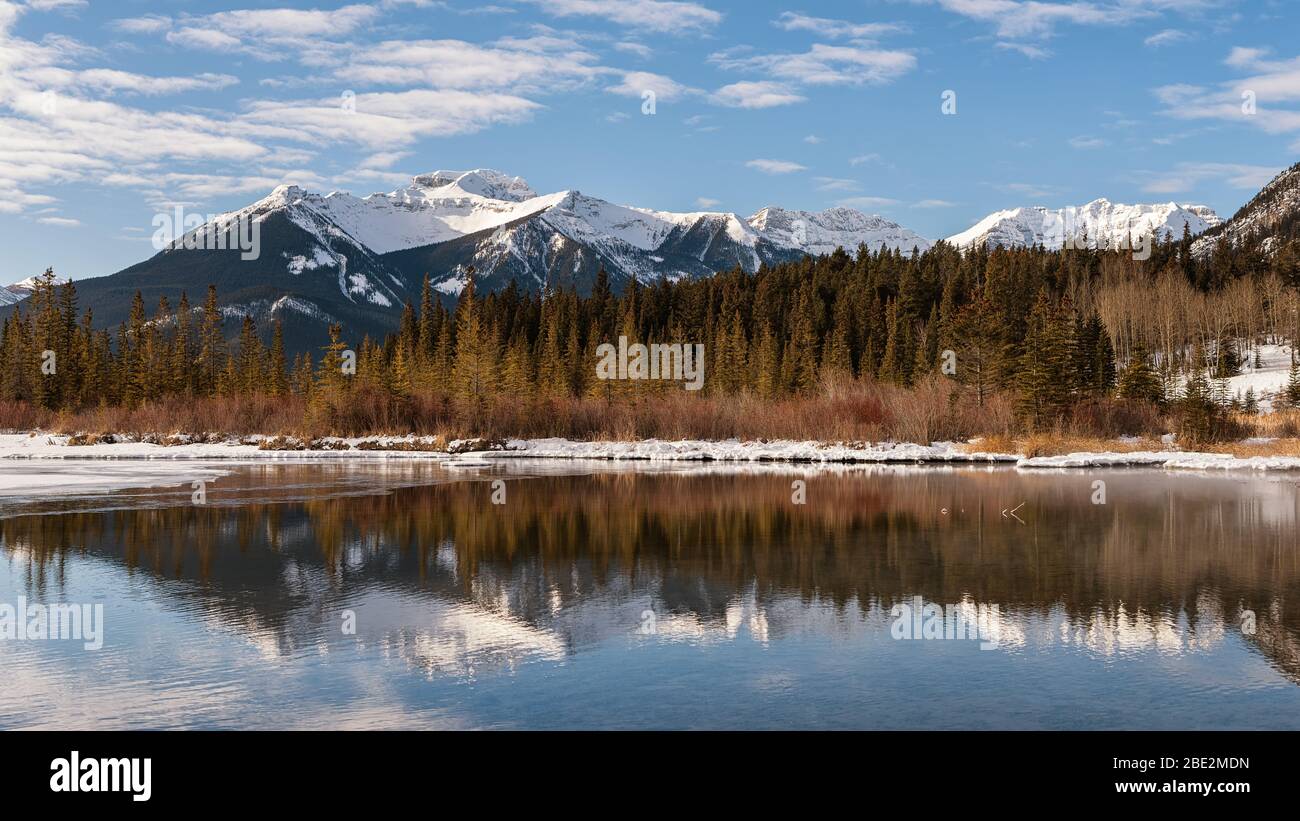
5,227,1300,442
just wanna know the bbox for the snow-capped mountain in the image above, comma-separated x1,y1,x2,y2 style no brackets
189,168,931,300
0,274,68,306
947,198,1220,250
750,206,931,256
1192,161,1300,258
52,169,929,353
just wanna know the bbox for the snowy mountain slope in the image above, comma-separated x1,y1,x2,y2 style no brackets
61,168,940,352
0,278,38,306
188,169,932,298
302,172,566,255
947,198,1220,250
750,206,933,256
1192,162,1300,258
0,274,71,306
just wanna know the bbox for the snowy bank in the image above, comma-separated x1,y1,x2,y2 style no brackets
6,432,1300,473
490,438,1015,464
0,433,453,461
0,433,1013,465
1016,450,1300,471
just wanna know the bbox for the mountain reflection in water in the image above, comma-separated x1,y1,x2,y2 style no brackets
1,461,1298,729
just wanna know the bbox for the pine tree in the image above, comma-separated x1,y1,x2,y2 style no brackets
1179,362,1220,445
172,292,193,396
1016,290,1077,427
198,285,224,396
451,268,495,402
821,289,855,379
753,321,782,399
948,293,1001,406
782,290,819,394
1285,353,1300,407
1116,342,1164,405
268,322,289,396
236,316,263,395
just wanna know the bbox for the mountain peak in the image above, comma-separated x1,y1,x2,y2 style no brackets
409,169,536,202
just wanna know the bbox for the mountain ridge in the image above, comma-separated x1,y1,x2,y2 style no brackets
2,169,1257,353
945,198,1221,251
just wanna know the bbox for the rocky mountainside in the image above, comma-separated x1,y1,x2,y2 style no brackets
1192,161,1300,258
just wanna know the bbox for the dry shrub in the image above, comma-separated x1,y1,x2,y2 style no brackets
0,399,56,432
0,378,1198,451
1200,438,1300,457
1066,398,1164,439
21,395,306,438
1014,433,1162,458
1243,409,1300,438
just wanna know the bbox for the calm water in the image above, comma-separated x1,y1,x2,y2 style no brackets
2,459,1299,730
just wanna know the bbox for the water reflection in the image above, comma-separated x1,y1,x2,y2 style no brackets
1,463,1298,728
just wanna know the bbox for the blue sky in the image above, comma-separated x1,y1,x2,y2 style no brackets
1,0,1297,281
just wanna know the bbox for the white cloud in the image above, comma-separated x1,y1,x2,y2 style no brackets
1068,135,1108,149
340,38,604,93
614,41,652,58
165,27,242,53
36,215,79,226
814,176,858,191
1153,50,1300,139
996,41,1050,59
241,89,541,148
27,0,86,11
75,69,239,96
606,70,692,102
710,81,805,109
1225,46,1269,69
913,199,955,208
746,159,806,174
198,5,379,39
927,0,1157,40
110,15,172,35
711,43,916,86
1145,29,1189,48
522,0,722,33
358,151,410,170
695,197,720,208
123,5,382,62
1140,162,1282,194
803,134,823,144
773,12,905,41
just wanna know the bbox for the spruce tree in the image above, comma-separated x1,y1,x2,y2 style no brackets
1116,342,1164,406
1016,290,1076,427
1285,353,1300,407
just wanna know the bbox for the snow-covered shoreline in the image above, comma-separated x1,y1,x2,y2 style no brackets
5,432,1300,473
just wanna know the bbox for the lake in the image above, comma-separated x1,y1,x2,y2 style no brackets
2,460,1298,729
